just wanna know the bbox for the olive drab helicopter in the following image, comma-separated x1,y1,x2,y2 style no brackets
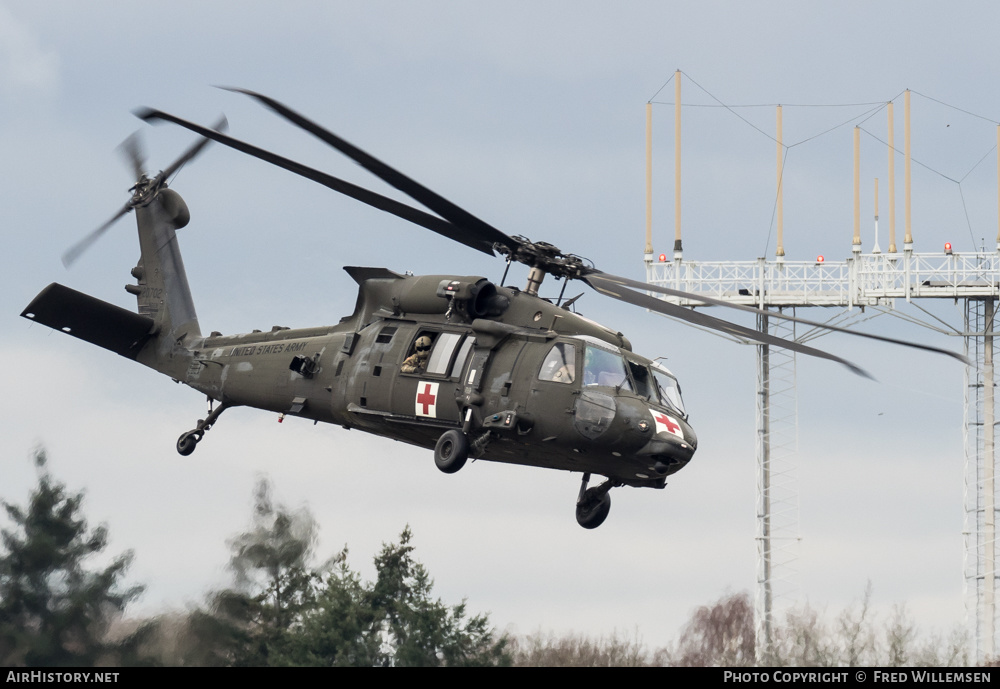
21,89,968,529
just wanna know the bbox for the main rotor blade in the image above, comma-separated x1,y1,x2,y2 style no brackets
135,108,496,255
582,272,872,378
220,87,517,252
62,205,131,267
587,270,970,366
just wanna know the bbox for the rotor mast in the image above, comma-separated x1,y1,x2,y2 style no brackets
525,265,546,296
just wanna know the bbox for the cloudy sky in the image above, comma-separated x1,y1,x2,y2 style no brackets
3,1,1000,650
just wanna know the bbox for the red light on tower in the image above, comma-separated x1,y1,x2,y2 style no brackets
658,253,667,262
944,242,953,255
816,255,825,263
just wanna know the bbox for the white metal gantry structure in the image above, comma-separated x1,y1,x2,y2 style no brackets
646,251,1000,660
643,72,1000,662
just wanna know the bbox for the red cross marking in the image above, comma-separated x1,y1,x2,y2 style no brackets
654,413,680,435
417,384,437,415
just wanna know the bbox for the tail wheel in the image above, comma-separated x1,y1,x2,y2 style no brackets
176,431,200,456
434,429,469,474
576,491,611,529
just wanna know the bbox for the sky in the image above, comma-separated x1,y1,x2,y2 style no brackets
3,0,1000,653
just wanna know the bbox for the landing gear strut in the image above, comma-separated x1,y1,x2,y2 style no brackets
176,399,229,456
575,472,617,529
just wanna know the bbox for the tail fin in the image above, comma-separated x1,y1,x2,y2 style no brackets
24,125,218,370
22,184,200,368
22,185,201,378
129,186,201,345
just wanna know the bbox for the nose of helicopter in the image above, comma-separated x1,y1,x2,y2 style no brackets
636,432,696,476
572,389,697,476
625,398,697,476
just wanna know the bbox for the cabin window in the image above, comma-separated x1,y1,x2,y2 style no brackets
426,332,464,375
583,345,631,389
538,343,576,384
449,336,476,378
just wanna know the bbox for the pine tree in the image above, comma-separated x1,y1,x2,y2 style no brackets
364,527,510,667
183,478,321,666
185,479,509,666
0,449,147,666
285,526,509,666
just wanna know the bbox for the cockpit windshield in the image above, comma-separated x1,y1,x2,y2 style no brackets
583,345,631,389
652,367,686,415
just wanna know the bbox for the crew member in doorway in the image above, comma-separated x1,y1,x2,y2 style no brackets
401,335,433,373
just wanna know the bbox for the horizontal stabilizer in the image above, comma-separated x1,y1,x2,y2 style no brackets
21,283,155,359
343,266,403,284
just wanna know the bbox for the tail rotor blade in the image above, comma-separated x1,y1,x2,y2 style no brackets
62,119,224,268
161,115,228,182
61,204,131,267
117,131,146,181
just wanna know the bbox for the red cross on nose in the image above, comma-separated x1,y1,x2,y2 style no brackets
654,412,680,435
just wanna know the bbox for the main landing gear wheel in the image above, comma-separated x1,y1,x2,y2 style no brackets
575,472,615,529
576,492,611,529
434,429,469,474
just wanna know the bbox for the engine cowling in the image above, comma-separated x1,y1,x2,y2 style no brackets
392,275,507,320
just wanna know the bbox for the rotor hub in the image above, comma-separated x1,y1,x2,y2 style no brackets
127,173,165,210
496,235,592,288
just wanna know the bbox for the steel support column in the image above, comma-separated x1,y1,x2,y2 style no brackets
756,308,799,661
965,297,998,662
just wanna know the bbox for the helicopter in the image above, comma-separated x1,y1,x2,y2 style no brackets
20,89,967,529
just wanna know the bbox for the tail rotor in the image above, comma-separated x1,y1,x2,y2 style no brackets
61,116,227,267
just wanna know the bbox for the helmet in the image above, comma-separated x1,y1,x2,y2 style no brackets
415,336,432,352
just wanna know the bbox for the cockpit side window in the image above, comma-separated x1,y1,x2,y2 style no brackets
538,342,576,384
583,345,631,390
627,360,657,400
